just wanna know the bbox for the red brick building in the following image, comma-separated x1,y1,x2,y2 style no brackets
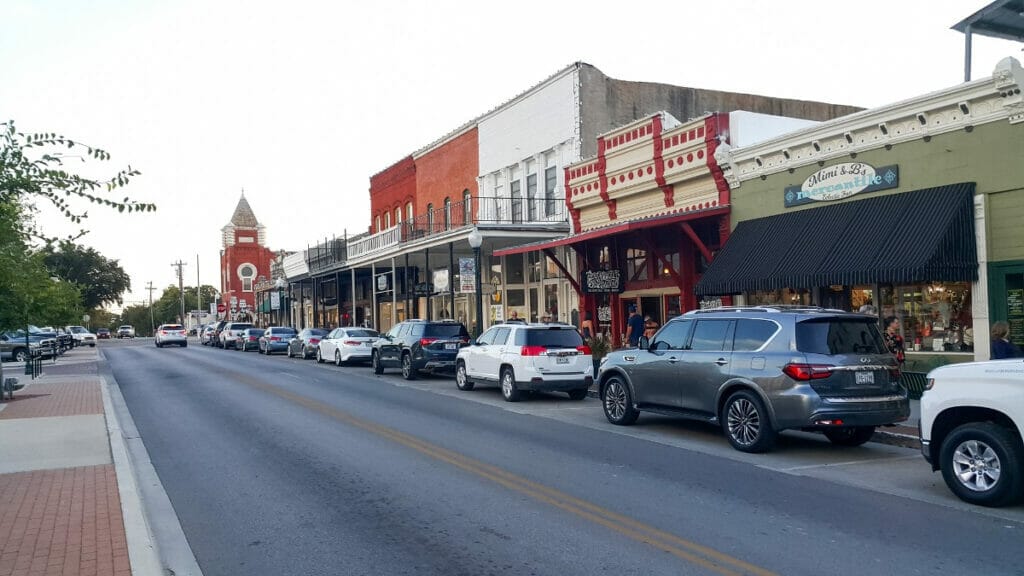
414,127,479,227
369,156,416,234
220,194,276,317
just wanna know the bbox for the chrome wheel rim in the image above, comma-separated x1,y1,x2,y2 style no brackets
372,353,378,370
501,372,513,397
402,356,411,377
727,398,761,446
456,365,467,387
335,351,341,366
952,440,1001,492
316,349,321,361
604,381,627,421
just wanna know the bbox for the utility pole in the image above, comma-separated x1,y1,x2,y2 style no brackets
171,260,187,326
145,281,156,335
196,254,202,326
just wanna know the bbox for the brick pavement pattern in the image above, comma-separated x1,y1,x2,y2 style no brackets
0,381,102,420
0,466,130,576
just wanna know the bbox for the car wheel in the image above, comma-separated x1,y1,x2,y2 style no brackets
500,368,520,402
181,342,188,348
156,342,162,348
455,361,474,391
567,388,588,401
286,346,293,358
316,348,324,363
89,343,95,347
372,351,383,374
401,352,417,380
602,376,638,425
824,426,876,447
940,422,1023,507
13,348,29,363
335,350,343,366
722,389,777,453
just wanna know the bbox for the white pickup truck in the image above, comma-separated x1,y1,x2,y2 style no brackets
919,359,1024,507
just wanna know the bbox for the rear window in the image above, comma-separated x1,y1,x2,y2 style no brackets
346,329,378,337
273,328,296,334
796,318,887,355
524,328,583,348
305,329,328,337
231,324,253,330
248,329,265,335
161,325,184,330
424,324,467,338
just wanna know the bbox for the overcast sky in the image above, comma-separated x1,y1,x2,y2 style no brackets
2,0,1020,309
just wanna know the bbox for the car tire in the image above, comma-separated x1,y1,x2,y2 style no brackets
455,361,474,391
156,342,162,348
500,368,520,402
602,376,638,425
940,422,1024,507
13,348,29,363
401,352,417,380
335,351,343,367
89,343,95,347
286,346,293,358
372,351,383,375
181,342,188,348
722,389,777,453
567,388,588,401
824,426,876,447
316,348,324,363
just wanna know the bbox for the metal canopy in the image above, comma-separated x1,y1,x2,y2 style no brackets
953,1,1024,80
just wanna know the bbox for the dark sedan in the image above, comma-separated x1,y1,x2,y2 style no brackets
287,328,329,359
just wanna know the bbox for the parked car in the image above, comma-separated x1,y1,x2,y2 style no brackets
154,324,188,348
456,322,593,401
919,359,1024,507
117,325,136,339
317,327,379,365
96,328,111,340
371,319,470,380
1,331,55,362
210,320,229,347
259,326,296,355
219,322,253,350
236,328,265,352
287,328,329,359
201,323,219,345
65,325,97,347
597,306,910,453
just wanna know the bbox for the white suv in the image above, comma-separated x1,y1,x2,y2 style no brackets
455,322,593,402
920,359,1024,507
65,325,97,347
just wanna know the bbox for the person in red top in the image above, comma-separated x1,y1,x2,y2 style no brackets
884,316,906,366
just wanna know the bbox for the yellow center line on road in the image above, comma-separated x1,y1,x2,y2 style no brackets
236,373,778,576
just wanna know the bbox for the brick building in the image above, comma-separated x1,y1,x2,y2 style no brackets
220,194,276,319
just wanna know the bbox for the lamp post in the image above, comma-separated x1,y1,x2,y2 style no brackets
467,228,484,338
275,278,286,326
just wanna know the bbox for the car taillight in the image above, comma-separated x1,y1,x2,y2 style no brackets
159,331,166,335
270,337,280,342
782,363,834,380
577,345,592,355
343,340,360,346
459,337,470,344
520,346,547,357
309,338,320,344
419,338,438,347
249,336,258,341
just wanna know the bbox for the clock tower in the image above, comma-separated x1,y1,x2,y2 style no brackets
220,192,276,320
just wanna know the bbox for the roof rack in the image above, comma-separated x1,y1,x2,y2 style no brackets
685,305,848,315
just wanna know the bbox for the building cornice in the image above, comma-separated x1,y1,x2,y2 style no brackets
722,57,1024,187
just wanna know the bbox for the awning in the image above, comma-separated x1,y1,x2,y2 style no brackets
695,183,978,296
493,206,729,257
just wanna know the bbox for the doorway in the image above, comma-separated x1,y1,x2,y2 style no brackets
990,262,1024,345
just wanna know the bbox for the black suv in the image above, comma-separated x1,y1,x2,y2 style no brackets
371,320,470,380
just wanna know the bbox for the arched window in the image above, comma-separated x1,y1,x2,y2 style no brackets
463,189,472,224
385,211,391,229
375,214,381,233
395,207,402,224
427,203,434,232
406,202,413,223
444,197,451,230
238,263,256,292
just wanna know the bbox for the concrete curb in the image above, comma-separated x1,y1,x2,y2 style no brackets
100,376,165,576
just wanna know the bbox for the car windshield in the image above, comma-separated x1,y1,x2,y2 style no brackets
424,324,466,338
346,329,378,338
795,318,887,355
525,328,584,348
69,326,88,334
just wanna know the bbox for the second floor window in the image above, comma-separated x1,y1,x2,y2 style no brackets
527,173,537,220
427,203,434,232
511,180,522,223
444,197,451,230
544,166,557,217
463,190,472,224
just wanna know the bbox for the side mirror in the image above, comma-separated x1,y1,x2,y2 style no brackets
638,336,650,350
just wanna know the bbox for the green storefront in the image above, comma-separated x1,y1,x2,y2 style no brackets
699,56,1024,369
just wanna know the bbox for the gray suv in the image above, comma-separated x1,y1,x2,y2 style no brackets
598,306,910,453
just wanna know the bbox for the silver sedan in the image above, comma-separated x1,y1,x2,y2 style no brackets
317,328,379,365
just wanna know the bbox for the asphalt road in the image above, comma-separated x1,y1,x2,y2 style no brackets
103,338,1024,576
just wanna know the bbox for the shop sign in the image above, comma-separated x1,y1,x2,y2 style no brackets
784,163,899,208
583,269,624,294
376,273,390,292
597,305,612,322
270,292,280,311
459,258,476,293
413,282,435,296
433,269,450,293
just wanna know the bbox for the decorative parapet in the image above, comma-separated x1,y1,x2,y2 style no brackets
723,57,1024,187
565,112,729,233
347,226,401,260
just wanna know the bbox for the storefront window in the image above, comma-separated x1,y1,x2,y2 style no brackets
544,284,558,320
747,288,811,306
507,289,526,321
665,295,683,319
506,254,525,285
626,248,648,281
881,282,973,353
528,252,542,283
659,252,680,278
545,253,560,279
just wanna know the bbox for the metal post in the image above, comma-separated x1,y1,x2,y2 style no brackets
964,24,973,83
391,257,397,327
448,242,455,319
474,245,483,338
351,268,357,327
425,247,432,320
371,262,377,330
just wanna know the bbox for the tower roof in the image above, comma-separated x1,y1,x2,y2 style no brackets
229,193,259,228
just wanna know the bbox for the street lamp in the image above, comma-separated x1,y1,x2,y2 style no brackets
275,277,286,326
467,227,484,338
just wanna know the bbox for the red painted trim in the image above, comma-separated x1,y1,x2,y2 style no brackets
652,115,675,207
704,113,731,207
597,137,617,220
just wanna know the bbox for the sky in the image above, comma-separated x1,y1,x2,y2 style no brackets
2,0,1021,310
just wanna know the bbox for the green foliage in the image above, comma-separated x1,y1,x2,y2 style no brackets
151,284,219,325
119,304,154,337
0,120,155,243
42,241,132,309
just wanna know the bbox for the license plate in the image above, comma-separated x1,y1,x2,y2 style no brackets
445,343,457,350
855,371,875,384
556,356,569,364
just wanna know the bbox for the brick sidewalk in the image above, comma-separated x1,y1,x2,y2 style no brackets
0,365,133,576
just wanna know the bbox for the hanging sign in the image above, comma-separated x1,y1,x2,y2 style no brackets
459,258,476,293
583,269,624,294
784,163,899,207
270,292,280,311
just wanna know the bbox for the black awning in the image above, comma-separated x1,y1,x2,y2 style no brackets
695,183,978,296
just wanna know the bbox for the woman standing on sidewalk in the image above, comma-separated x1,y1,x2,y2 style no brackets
884,316,906,367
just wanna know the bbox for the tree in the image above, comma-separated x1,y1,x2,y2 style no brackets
42,241,132,309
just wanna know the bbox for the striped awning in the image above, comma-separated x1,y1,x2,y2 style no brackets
695,183,978,296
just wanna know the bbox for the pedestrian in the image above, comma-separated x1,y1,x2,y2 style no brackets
990,321,1021,359
541,311,553,323
883,316,906,366
581,311,594,340
624,305,645,348
858,299,877,315
643,315,659,339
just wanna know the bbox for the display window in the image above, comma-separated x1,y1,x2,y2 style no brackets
746,288,811,306
881,282,973,353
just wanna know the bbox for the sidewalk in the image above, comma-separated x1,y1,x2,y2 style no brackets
0,347,151,576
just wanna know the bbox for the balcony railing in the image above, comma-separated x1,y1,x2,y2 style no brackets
347,196,568,261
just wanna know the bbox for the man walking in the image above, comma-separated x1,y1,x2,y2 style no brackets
624,305,645,348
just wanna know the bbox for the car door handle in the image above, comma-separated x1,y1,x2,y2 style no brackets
668,356,679,363
715,358,728,366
